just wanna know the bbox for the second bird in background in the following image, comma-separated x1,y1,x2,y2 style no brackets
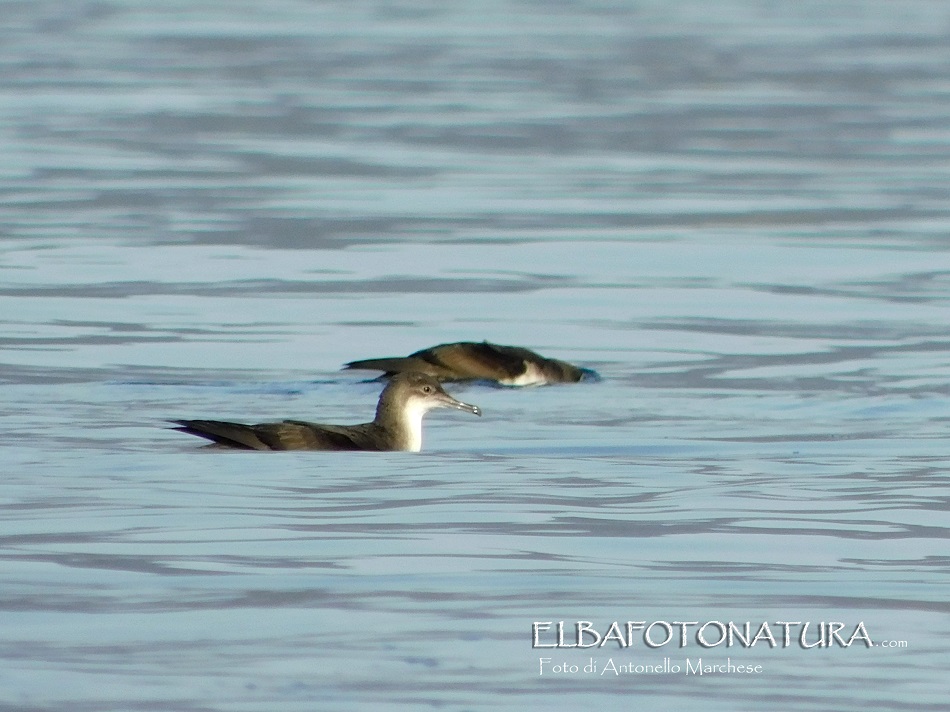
344,341,598,387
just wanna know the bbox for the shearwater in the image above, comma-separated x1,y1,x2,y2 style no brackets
344,340,598,386
171,371,481,452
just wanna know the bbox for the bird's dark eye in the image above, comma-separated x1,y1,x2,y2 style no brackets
422,385,432,393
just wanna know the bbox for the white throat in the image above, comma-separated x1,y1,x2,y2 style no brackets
400,397,431,452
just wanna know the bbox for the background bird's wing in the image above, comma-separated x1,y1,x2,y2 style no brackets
416,342,529,380
478,342,586,382
345,341,585,383
343,356,431,377
349,341,530,380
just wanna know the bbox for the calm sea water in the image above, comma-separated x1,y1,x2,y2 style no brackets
2,1,950,710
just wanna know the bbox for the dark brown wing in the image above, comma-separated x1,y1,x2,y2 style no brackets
420,342,530,380
171,419,379,451
345,342,530,381
273,421,380,450
418,341,591,382
170,419,271,450
344,341,591,383
477,342,588,382
343,355,444,378
446,341,544,380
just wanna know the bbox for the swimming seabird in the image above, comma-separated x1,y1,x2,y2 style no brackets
344,341,596,386
171,371,481,451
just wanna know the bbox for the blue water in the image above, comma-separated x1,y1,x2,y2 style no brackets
2,1,950,710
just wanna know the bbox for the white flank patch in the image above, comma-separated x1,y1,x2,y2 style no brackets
499,361,547,387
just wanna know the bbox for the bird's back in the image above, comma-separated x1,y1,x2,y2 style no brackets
172,419,385,451
345,341,587,384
